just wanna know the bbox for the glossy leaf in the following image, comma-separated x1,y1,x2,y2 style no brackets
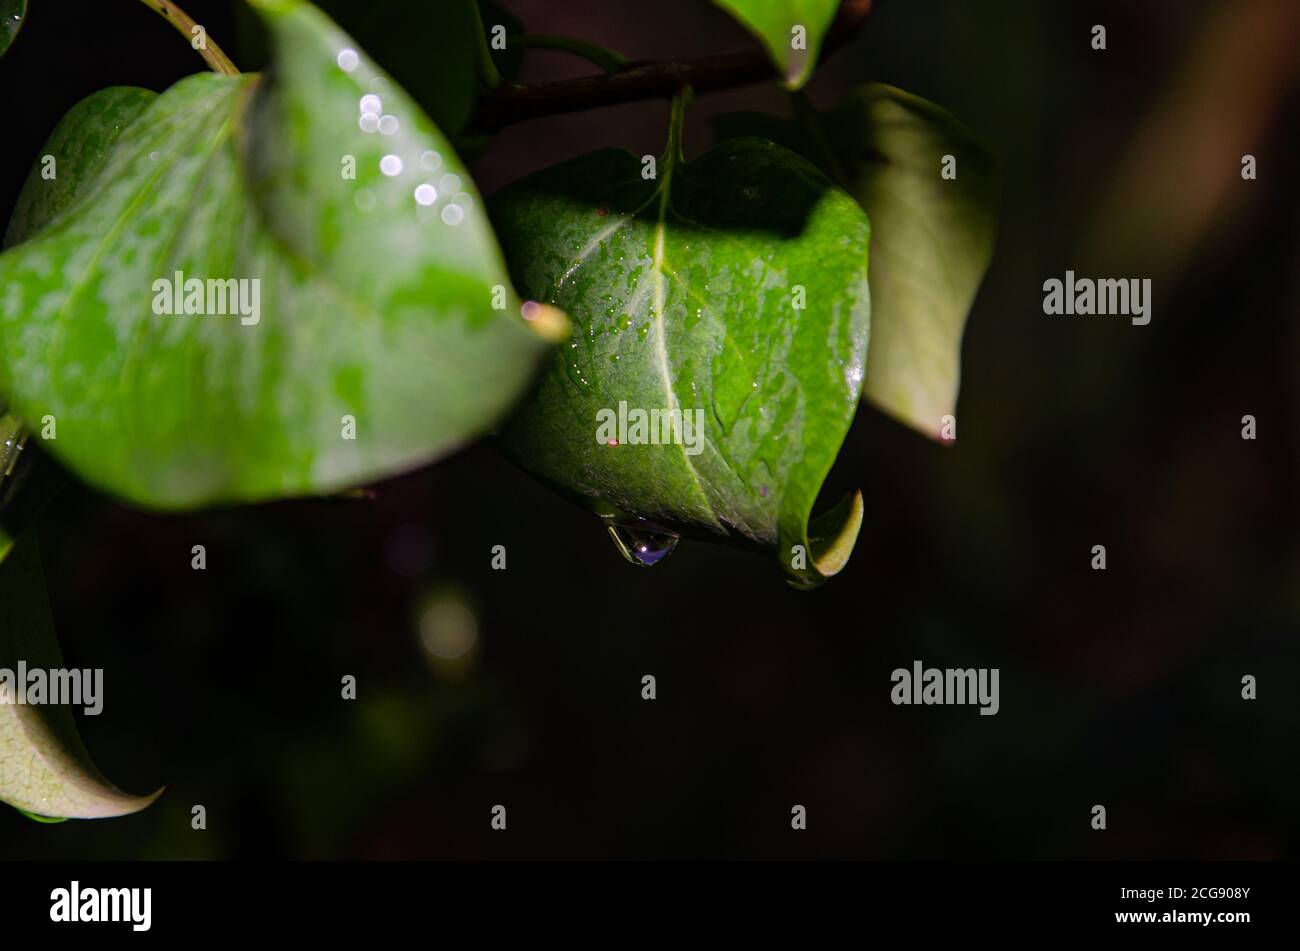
0,534,161,819
0,88,147,563
713,85,998,438
712,0,838,89
0,0,562,509
4,87,158,250
490,114,870,587
0,0,24,59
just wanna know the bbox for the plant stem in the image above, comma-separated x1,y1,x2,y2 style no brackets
135,0,239,76
470,0,875,131
513,34,629,74
664,88,691,162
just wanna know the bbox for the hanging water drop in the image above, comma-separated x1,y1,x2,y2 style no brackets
604,517,680,567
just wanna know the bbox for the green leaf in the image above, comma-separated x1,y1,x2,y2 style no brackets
822,87,997,438
0,88,142,562
0,0,24,59
4,87,158,250
0,0,563,509
0,534,161,819
713,85,998,439
490,108,870,588
712,0,838,89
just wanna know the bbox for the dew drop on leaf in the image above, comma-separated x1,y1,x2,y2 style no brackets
336,48,359,72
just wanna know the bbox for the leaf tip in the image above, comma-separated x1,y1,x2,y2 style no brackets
783,488,864,590
78,782,166,820
809,487,863,578
781,55,813,91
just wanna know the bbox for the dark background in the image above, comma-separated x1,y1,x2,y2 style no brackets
1,0,1297,859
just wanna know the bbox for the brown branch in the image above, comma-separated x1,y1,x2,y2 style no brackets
469,0,875,131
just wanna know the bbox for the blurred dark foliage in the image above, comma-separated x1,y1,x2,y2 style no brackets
1,0,1297,859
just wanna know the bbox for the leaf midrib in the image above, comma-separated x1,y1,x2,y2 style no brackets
648,148,723,531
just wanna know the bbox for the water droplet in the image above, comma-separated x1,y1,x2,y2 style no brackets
441,204,465,226
358,113,379,133
420,151,442,172
337,49,359,72
359,94,382,116
2,434,25,477
378,114,399,135
414,183,437,205
438,173,462,195
380,154,403,176
605,518,680,567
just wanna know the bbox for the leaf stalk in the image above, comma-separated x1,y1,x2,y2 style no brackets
134,0,239,76
513,34,629,74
